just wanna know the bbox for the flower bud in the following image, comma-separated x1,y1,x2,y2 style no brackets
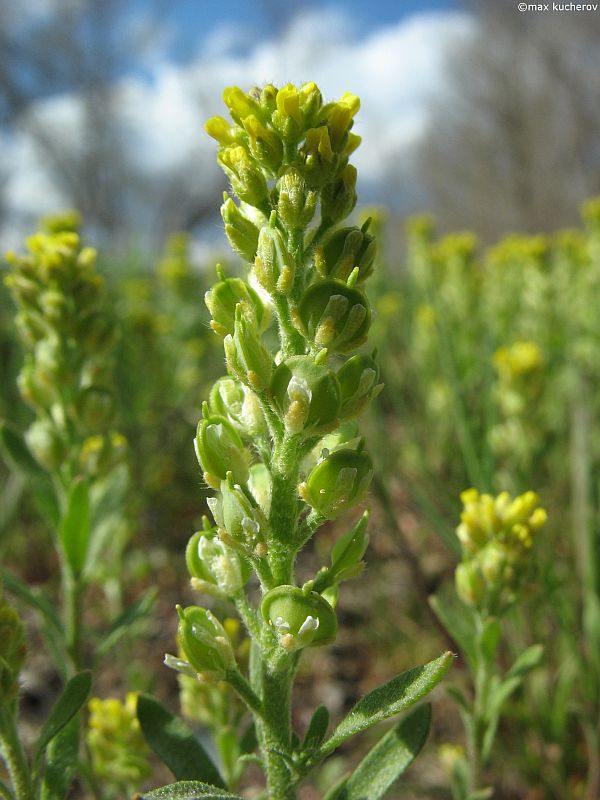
248,462,271,515
270,356,341,435
218,145,268,206
297,280,370,353
17,359,55,409
222,87,260,124
329,509,370,583
176,605,235,675
325,94,360,150
272,84,304,142
194,413,249,489
205,273,266,338
321,165,357,224
301,127,335,186
276,169,317,230
25,419,65,471
186,527,251,596
337,353,383,418
261,585,337,652
205,115,237,146
221,196,260,263
209,377,245,430
298,82,323,126
224,306,273,392
318,221,376,282
301,446,373,519
242,114,283,172
254,213,295,294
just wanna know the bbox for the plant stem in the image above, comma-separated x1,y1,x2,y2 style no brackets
467,615,494,796
63,565,83,671
0,708,33,800
268,436,301,585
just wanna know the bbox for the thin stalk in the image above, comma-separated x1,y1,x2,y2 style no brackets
226,669,264,718
268,436,302,585
466,615,494,796
272,296,305,359
0,709,33,800
258,649,296,800
62,565,84,671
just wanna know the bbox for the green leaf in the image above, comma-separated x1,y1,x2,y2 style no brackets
141,782,241,800
479,619,501,662
332,704,432,800
0,423,59,527
33,671,91,771
94,587,157,662
506,644,544,681
429,592,477,669
58,477,90,576
40,717,79,800
3,569,67,677
302,704,330,752
320,652,453,756
137,695,225,786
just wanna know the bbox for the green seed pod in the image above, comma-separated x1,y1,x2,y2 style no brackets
17,358,56,409
76,386,116,431
205,274,266,338
318,221,376,282
185,527,251,596
217,473,267,554
224,306,273,392
302,447,373,519
321,165,357,224
297,280,370,353
221,196,260,263
337,353,382,418
209,377,246,430
254,213,295,294
194,414,249,489
218,145,269,206
270,356,341,435
242,114,283,172
248,462,272,515
276,169,317,230
330,509,370,582
176,605,235,674
261,585,337,652
25,419,66,471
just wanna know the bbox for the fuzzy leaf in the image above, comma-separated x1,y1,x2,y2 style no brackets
58,477,90,576
320,652,453,755
40,717,79,800
141,782,241,800
34,671,91,769
0,423,59,527
302,704,330,752
137,695,225,786
331,704,431,800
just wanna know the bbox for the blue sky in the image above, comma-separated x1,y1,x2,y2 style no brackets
132,0,458,65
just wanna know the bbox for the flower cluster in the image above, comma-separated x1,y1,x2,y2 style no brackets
455,488,547,615
166,82,382,682
4,217,125,480
86,693,151,791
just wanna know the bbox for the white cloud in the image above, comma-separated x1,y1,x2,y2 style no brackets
0,7,474,248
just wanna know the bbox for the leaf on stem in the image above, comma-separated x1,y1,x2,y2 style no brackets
302,704,330,752
429,592,477,669
40,716,79,800
58,477,90,577
34,670,91,771
327,704,432,800
139,782,242,800
319,652,453,756
94,588,157,662
137,695,225,786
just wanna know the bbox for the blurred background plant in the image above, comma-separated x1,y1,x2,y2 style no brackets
0,0,599,798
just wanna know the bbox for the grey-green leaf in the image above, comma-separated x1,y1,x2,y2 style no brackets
141,782,242,800
320,652,453,756
332,704,432,800
137,695,225,786
58,477,90,576
40,717,79,800
34,671,91,769
302,704,330,752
